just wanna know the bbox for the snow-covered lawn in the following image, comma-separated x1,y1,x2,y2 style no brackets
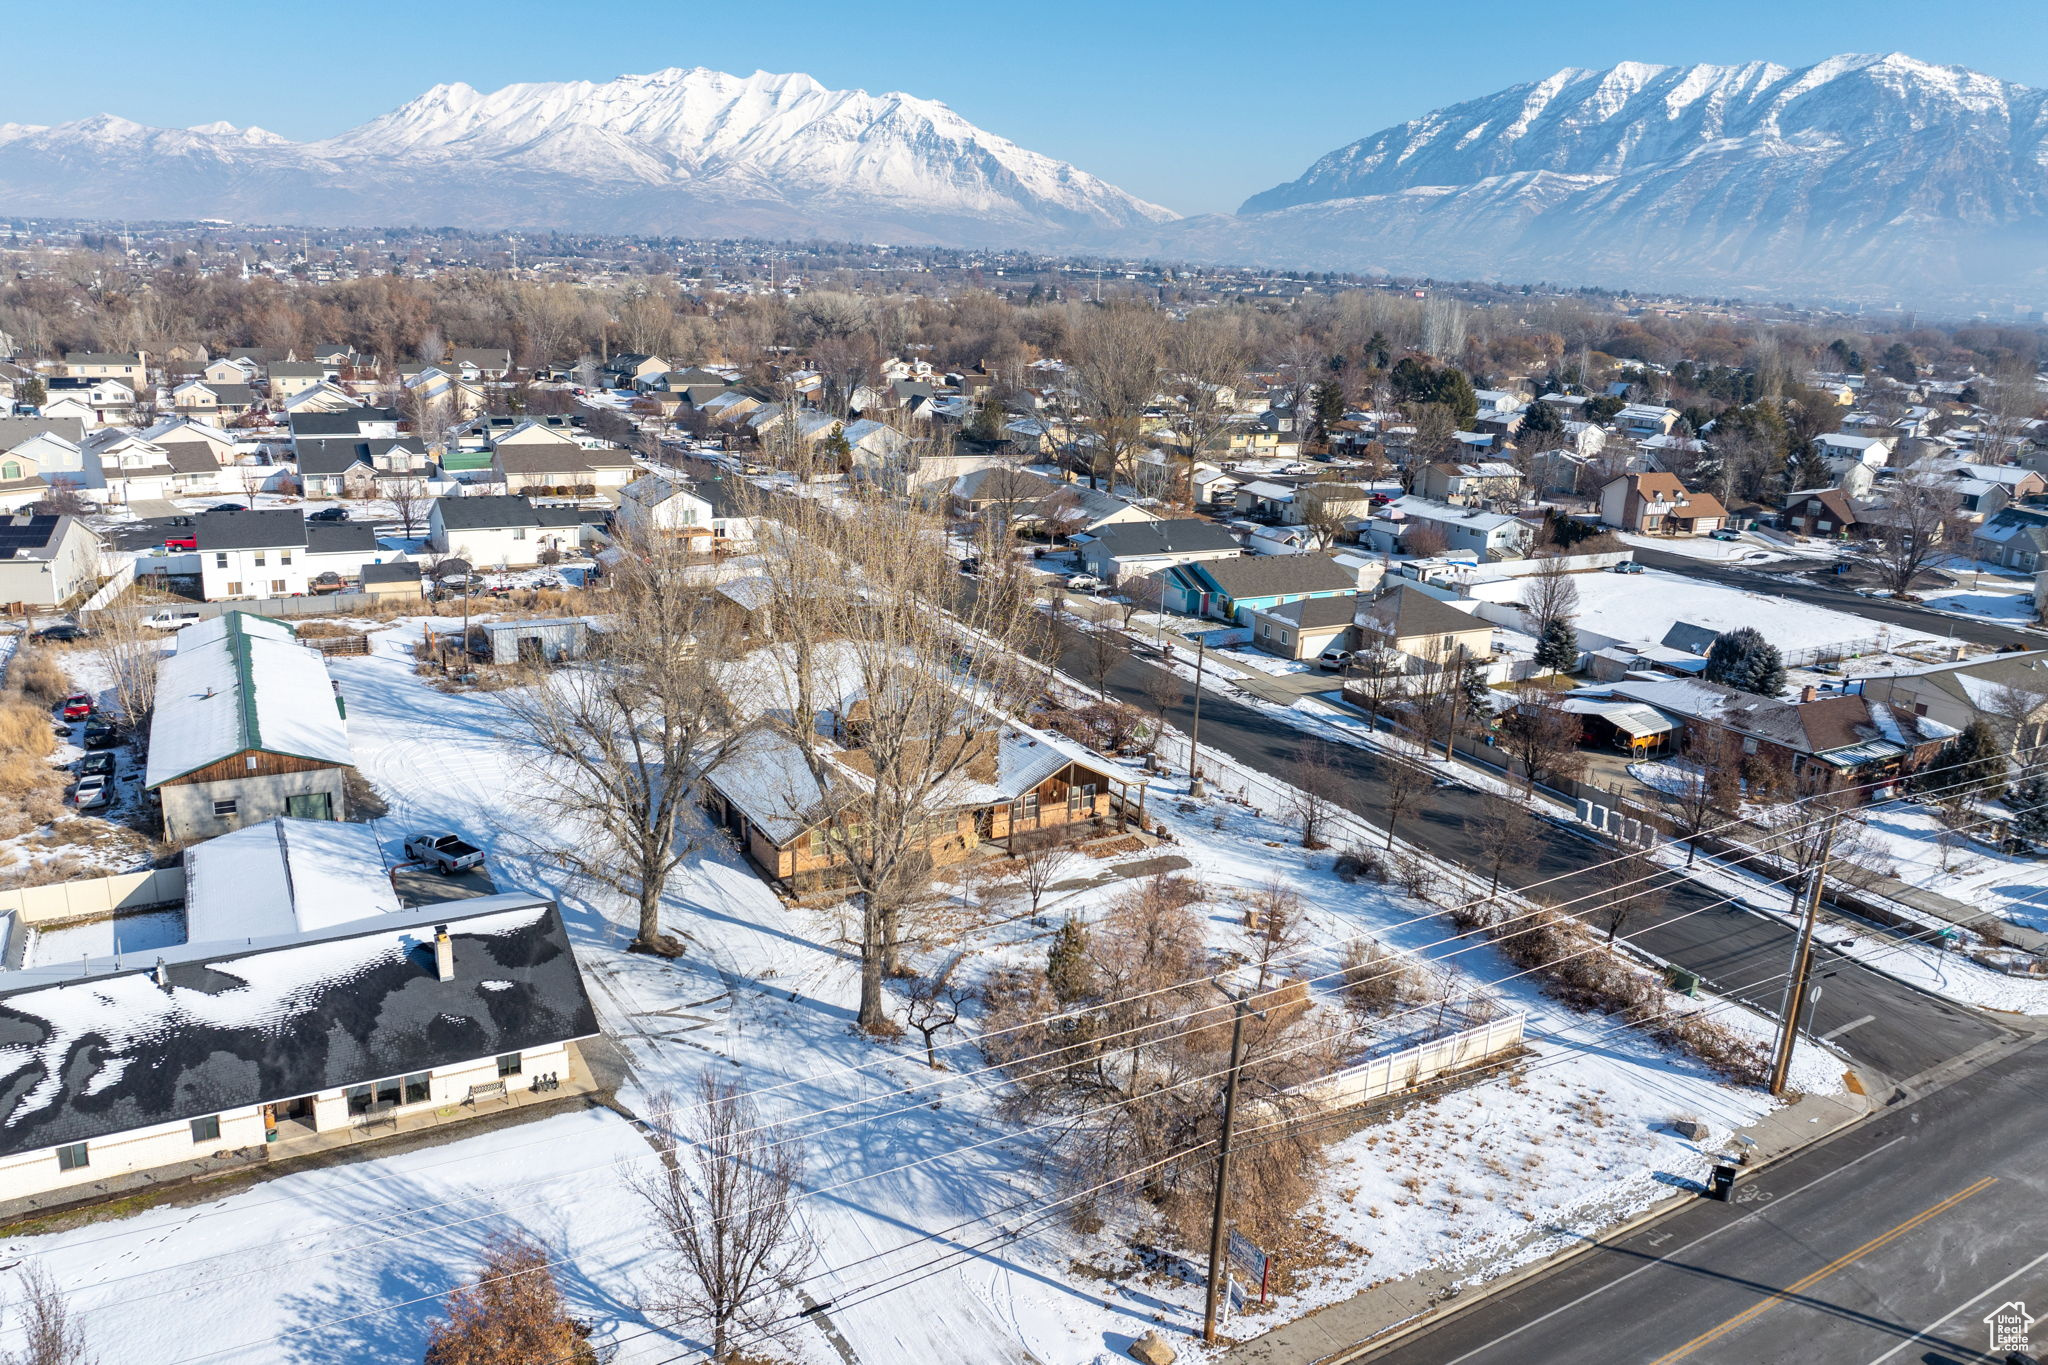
0,620,1836,1364
1558,567,1932,655
1918,587,2038,623
1856,803,2048,935
1617,532,1786,566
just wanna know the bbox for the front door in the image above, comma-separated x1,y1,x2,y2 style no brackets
284,792,333,821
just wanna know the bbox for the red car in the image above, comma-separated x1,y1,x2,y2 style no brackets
60,694,93,720
164,534,197,550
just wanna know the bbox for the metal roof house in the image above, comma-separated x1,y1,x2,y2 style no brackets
144,613,355,842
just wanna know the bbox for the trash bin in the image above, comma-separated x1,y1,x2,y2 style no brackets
1707,1164,1739,1201
1665,967,1700,998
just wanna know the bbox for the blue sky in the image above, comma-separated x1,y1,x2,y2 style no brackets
11,1,2047,215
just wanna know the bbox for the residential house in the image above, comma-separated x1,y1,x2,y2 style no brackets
1614,404,1679,439
1597,473,1727,536
1077,518,1242,583
280,382,358,415
1248,595,1358,661
1364,496,1536,560
196,509,310,600
703,689,1130,895
1356,585,1495,670
1972,507,2048,571
266,363,330,403
360,560,424,602
170,380,259,423
83,431,177,507
1416,461,1524,508
447,347,513,380
61,352,145,384
1041,483,1157,538
0,431,95,512
1165,552,1359,623
599,353,668,388
43,377,135,428
1861,651,2048,754
950,466,1056,521
144,613,354,839
491,427,637,494
0,822,596,1203
296,437,432,499
1780,488,1866,539
1233,480,1299,521
400,366,486,420
1816,432,1895,472
201,356,260,386
429,496,555,567
614,474,757,549
0,513,102,608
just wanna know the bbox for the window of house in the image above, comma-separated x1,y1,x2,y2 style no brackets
191,1115,221,1144
272,580,286,593
1,462,17,480
280,551,292,565
403,1073,431,1105
212,799,237,817
497,1053,523,1077
1067,783,1098,815
1012,791,1040,826
226,581,241,596
215,553,229,568
513,527,528,540
253,552,265,567
56,1143,88,1172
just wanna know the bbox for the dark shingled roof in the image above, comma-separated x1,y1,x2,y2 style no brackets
1192,552,1357,600
306,522,379,555
194,509,308,551
1087,518,1241,559
1261,595,1360,629
434,495,539,530
0,899,599,1158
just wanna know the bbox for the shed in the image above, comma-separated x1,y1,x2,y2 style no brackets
475,617,590,666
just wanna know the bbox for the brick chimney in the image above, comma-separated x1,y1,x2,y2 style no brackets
1800,685,1818,703
433,925,455,983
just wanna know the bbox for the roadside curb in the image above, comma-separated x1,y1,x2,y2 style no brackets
1223,1082,1879,1365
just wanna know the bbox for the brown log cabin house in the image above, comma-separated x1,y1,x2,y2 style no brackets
703,714,1137,896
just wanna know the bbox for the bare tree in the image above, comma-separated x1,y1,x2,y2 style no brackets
1068,301,1164,489
630,1079,813,1363
1519,557,1580,638
1295,484,1357,550
1499,685,1584,795
1163,317,1252,502
1591,837,1665,944
1014,841,1084,921
1377,751,1432,851
1866,470,1964,596
385,475,432,539
1471,793,1532,900
423,1232,594,1365
1288,739,1344,848
1078,620,1126,700
90,604,162,731
746,458,1047,1032
6,1266,94,1365
505,530,750,954
902,955,974,1068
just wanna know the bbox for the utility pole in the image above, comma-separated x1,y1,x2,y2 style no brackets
1188,636,1208,796
1769,812,1838,1096
1203,991,1251,1345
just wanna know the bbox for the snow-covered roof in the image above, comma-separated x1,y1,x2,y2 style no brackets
145,612,354,788
183,818,400,945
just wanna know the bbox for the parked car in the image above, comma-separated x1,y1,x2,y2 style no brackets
1610,561,1645,574
403,832,485,874
308,506,351,523
32,623,88,642
1708,529,1741,542
1318,648,1358,671
210,502,248,512
1064,573,1104,591
60,693,93,720
82,719,118,749
957,557,980,576
70,773,111,810
163,533,198,551
78,751,115,778
144,608,205,630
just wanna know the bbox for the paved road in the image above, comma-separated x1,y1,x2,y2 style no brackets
1629,547,2037,651
1044,618,2008,1085
1364,1035,2048,1364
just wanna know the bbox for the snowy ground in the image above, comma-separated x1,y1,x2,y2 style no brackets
1558,567,1935,657
1917,586,2038,623
0,620,1835,1364
1616,532,1787,566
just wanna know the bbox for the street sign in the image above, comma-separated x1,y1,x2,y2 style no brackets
1226,1278,1246,1318
1228,1230,1272,1301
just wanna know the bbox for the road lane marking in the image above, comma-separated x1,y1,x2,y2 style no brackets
1430,1133,1912,1365
1820,1014,1877,1043
1646,1176,1999,1365
1861,1248,2048,1364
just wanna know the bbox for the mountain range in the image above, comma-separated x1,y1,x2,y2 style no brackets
1156,52,2048,306
0,55,2042,307
0,67,1174,247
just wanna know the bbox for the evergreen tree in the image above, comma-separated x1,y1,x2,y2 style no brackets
1459,661,1493,722
1308,380,1346,449
1534,617,1580,674
1916,720,2007,803
1703,627,1787,697
1785,442,1831,493
17,377,45,409
1881,342,1918,382
1518,397,1563,440
1046,917,1093,1005
2010,772,2048,847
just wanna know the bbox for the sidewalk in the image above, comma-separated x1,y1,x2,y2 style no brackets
1221,1079,1879,1365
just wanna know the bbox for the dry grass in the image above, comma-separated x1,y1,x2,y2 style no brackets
0,703,57,761
7,647,70,707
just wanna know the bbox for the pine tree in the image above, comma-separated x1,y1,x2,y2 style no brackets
17,377,45,409
1916,720,2007,804
1046,917,1093,1005
1534,617,1579,674
1703,627,1787,697
1785,442,1830,493
1518,397,1563,440
2011,772,2048,847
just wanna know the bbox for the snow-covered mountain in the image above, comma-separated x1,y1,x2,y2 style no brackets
0,67,1175,245
1151,53,2048,307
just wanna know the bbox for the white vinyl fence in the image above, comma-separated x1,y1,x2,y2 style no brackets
0,868,184,927
1298,1012,1527,1112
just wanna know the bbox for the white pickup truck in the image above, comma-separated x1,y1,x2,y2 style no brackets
403,833,485,874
